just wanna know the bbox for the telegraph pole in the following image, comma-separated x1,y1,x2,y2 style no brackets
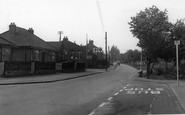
58,31,63,41
105,32,107,71
86,34,88,71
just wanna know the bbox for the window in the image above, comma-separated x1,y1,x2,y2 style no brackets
77,51,82,60
31,50,39,61
2,47,11,61
51,52,55,62
70,51,75,59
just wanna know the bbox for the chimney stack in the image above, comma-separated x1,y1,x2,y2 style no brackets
63,36,68,41
89,40,94,45
28,28,34,34
9,22,16,35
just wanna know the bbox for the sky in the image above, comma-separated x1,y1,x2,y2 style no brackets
0,0,185,53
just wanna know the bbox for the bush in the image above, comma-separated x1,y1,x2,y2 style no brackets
154,67,165,75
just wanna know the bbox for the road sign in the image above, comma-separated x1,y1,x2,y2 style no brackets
174,40,180,45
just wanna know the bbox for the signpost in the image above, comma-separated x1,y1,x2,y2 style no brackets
174,40,180,86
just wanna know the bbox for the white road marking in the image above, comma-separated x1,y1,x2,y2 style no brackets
88,111,94,115
99,102,106,107
108,97,113,101
126,91,136,94
114,92,119,96
151,91,160,94
126,84,129,86
135,88,143,90
138,90,148,94
123,87,164,95
120,89,123,92
156,88,164,91
123,87,127,89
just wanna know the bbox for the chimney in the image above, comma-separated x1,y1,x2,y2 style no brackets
63,36,68,41
9,22,16,35
28,28,34,34
89,40,94,45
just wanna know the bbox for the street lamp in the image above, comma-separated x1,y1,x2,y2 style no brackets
163,28,180,86
174,40,180,86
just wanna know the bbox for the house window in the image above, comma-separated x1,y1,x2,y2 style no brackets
51,52,55,62
2,47,11,61
77,51,82,60
31,50,39,61
61,50,67,60
70,51,75,59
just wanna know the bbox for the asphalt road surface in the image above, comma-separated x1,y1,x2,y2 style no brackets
89,81,185,115
0,65,137,115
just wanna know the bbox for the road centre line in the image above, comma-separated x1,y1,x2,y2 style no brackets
108,97,113,101
88,111,95,115
120,89,123,92
99,102,106,107
114,92,119,96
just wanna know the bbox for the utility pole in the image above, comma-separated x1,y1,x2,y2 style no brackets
105,32,107,71
58,31,63,41
86,34,88,71
108,46,110,62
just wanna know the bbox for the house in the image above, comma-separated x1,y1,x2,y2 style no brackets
0,23,58,76
86,40,104,68
48,36,86,72
0,23,57,62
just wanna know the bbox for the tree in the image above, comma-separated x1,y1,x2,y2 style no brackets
128,5,169,77
173,19,185,61
110,45,120,62
121,49,141,64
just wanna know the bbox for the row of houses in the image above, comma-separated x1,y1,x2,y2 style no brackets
0,23,105,77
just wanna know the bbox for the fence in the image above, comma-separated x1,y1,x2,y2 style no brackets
60,61,85,72
4,61,31,77
34,61,56,74
2,61,86,77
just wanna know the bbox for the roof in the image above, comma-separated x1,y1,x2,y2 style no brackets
48,39,83,51
47,42,61,50
0,27,57,51
0,36,15,46
61,40,82,51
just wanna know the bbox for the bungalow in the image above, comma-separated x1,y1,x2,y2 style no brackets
0,23,58,76
48,36,86,72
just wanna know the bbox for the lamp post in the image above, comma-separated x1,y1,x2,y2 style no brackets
174,40,180,86
163,28,180,86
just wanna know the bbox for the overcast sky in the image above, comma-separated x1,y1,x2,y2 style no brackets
0,0,185,53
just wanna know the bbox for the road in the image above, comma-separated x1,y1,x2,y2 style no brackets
90,77,185,114
0,65,137,115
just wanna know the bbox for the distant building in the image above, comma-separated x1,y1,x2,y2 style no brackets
86,40,104,68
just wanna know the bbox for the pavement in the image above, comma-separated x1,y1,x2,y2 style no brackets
0,68,113,85
0,65,117,85
135,76,185,112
